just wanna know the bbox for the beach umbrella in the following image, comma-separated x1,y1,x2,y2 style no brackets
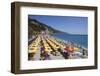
64,46,74,52
74,47,80,51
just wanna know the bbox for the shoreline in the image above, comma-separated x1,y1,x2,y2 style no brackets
50,35,88,57
51,33,88,49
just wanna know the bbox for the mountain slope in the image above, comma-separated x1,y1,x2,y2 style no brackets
28,18,62,38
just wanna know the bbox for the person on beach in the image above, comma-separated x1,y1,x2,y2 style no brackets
44,51,51,60
63,46,70,59
82,49,87,57
40,45,45,60
40,45,44,53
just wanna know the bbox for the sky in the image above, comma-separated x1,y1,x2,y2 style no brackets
28,15,88,35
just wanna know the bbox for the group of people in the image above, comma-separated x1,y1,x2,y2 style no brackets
39,41,76,60
57,45,74,59
29,33,87,60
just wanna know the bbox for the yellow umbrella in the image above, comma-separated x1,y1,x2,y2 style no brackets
74,47,80,51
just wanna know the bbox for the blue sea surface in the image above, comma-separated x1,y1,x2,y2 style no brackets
52,33,88,48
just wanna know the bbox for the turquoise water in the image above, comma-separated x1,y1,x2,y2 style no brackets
52,33,88,48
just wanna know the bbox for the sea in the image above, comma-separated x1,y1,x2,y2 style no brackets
52,33,88,48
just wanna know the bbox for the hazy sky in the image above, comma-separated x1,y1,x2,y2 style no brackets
28,15,88,35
